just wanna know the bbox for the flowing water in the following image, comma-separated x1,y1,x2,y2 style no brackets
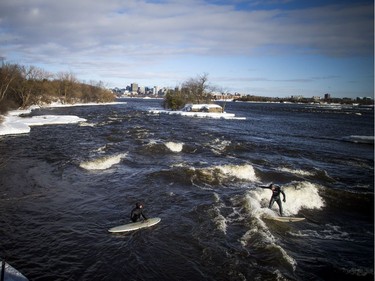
0,99,373,281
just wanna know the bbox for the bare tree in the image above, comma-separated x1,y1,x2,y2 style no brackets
164,73,218,109
182,73,213,104
0,63,20,103
56,71,79,103
13,65,52,108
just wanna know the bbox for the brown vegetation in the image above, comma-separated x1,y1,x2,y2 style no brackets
0,63,115,114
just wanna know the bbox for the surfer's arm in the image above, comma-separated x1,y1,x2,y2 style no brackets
259,185,270,189
281,190,286,202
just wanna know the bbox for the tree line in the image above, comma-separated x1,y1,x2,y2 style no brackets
235,95,374,105
0,63,115,114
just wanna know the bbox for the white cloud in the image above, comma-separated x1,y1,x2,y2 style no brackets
1,1,372,57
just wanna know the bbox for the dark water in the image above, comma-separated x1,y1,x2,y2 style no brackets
0,99,373,281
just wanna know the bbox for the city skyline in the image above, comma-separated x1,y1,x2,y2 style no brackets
112,82,373,102
0,0,373,99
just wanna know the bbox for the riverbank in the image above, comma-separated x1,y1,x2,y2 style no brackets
0,102,124,136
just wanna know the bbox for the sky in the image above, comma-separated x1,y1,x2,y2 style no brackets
0,0,373,98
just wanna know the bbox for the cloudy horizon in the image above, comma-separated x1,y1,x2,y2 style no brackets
0,0,373,98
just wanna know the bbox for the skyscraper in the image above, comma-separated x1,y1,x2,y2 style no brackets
131,83,138,93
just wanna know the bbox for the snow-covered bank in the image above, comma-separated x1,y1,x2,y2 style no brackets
0,102,123,136
0,109,86,136
2,115,88,136
149,109,245,120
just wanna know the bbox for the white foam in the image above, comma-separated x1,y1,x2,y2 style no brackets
215,164,258,181
343,135,374,144
289,224,353,241
236,181,326,270
240,192,298,270
165,142,184,152
210,138,232,155
339,266,374,277
79,153,127,170
93,145,107,153
188,164,259,186
79,122,96,127
212,193,228,234
277,167,315,177
282,181,325,215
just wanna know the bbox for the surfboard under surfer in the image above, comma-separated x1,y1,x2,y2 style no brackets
260,183,286,216
130,202,148,222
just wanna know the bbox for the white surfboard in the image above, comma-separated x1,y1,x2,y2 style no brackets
266,216,305,222
108,217,161,233
0,260,28,281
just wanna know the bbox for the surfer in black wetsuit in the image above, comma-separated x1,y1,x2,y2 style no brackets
130,202,148,222
260,184,286,216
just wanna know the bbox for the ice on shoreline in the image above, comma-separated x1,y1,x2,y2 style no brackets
149,104,246,120
149,109,246,120
0,102,123,136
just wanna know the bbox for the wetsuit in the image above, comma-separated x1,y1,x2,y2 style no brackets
130,206,147,222
261,184,286,216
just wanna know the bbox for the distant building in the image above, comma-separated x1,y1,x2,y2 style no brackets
291,95,303,101
153,86,159,95
324,93,331,100
131,83,138,94
138,86,145,95
312,96,321,102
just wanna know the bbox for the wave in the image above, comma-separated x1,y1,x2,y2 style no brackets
78,122,97,127
143,140,185,154
276,167,336,183
152,163,258,186
288,224,353,241
338,266,374,278
277,167,315,177
165,142,184,152
209,138,232,155
239,199,298,270
191,163,259,185
79,153,127,170
244,181,325,216
342,135,374,144
237,181,325,270
211,193,228,234
94,145,108,153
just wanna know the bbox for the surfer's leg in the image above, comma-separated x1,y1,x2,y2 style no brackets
268,198,275,209
276,199,283,216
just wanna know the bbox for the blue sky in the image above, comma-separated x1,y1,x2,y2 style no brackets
0,0,373,98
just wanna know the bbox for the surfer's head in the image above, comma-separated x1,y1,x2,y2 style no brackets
136,202,143,208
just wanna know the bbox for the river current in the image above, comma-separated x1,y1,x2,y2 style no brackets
0,99,373,280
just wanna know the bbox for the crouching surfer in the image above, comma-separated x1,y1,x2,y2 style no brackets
260,184,286,216
131,202,148,223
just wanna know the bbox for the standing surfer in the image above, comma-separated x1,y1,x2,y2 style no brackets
131,202,148,222
260,184,286,216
